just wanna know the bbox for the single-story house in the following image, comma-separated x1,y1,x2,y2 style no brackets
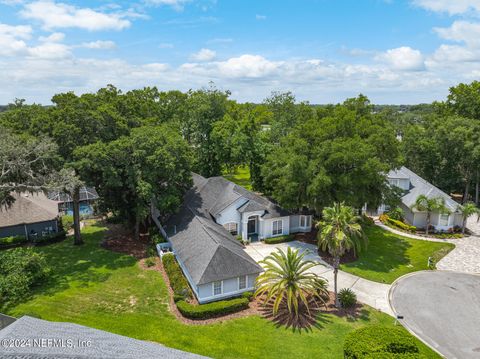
48,186,99,216
375,166,462,231
0,315,206,359
0,192,59,239
153,174,313,303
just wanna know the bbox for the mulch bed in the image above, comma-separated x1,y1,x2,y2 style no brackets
101,223,150,259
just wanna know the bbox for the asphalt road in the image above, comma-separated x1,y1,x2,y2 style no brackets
390,271,480,359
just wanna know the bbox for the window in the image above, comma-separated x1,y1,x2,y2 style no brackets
300,215,311,228
223,222,238,235
213,281,222,296
239,275,247,290
272,220,283,235
439,214,449,226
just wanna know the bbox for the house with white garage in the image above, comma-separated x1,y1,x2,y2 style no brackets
152,173,313,303
376,166,463,231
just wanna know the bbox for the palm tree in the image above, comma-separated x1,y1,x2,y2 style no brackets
317,202,366,308
411,195,450,235
255,247,328,317
458,202,480,234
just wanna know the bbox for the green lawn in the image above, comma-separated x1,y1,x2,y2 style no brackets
222,166,252,190
6,223,439,359
341,225,455,284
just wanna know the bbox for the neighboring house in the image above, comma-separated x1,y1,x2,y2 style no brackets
0,192,59,239
152,174,313,303
0,315,206,359
48,186,99,216
375,166,462,231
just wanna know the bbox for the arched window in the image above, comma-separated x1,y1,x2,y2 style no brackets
223,222,238,235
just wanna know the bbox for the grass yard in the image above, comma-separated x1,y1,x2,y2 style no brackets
5,223,439,359
341,225,455,284
222,166,252,190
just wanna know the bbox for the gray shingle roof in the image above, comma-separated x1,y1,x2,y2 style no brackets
165,174,263,286
0,316,207,359
0,193,58,228
388,166,460,213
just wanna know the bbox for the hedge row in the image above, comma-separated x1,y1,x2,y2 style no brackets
162,253,192,300
0,235,27,248
264,234,295,244
344,325,426,358
380,215,416,233
176,296,250,319
32,231,66,246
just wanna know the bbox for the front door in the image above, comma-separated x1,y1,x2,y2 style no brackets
247,217,257,234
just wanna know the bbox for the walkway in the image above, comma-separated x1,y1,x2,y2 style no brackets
376,218,480,273
245,241,393,316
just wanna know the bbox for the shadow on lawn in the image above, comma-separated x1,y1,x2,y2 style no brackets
341,226,412,274
21,224,136,306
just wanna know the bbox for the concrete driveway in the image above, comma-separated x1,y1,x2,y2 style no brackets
245,241,393,315
390,271,480,359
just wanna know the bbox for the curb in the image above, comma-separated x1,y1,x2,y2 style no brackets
388,270,480,358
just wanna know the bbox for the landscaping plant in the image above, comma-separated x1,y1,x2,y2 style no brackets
255,247,329,317
338,288,357,309
318,202,367,307
411,195,450,235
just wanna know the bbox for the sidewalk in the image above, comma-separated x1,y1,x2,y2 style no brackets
245,241,393,316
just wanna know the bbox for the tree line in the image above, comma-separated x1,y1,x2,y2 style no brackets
1,81,479,243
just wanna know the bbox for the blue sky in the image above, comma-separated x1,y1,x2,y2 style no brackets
1,0,480,104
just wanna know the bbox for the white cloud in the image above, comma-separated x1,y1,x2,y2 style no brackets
80,40,116,49
256,14,267,20
412,0,480,15
20,1,131,31
39,32,65,42
434,21,480,47
431,44,480,62
28,41,71,59
216,55,280,78
0,23,32,56
190,48,216,61
145,0,191,10
375,46,425,71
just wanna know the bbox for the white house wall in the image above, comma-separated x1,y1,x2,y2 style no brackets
262,216,290,238
197,273,259,303
215,198,248,232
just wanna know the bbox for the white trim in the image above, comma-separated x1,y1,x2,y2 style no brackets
272,219,283,236
223,222,238,235
238,275,247,290
199,286,255,303
212,280,223,296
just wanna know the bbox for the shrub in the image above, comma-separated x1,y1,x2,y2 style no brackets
241,291,254,301
151,232,167,245
176,297,249,319
0,235,27,247
61,215,74,231
162,253,192,300
344,326,423,358
146,245,157,257
338,288,357,308
32,231,66,246
382,215,416,233
145,257,156,267
386,207,404,221
360,215,375,226
264,234,295,244
0,248,51,309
